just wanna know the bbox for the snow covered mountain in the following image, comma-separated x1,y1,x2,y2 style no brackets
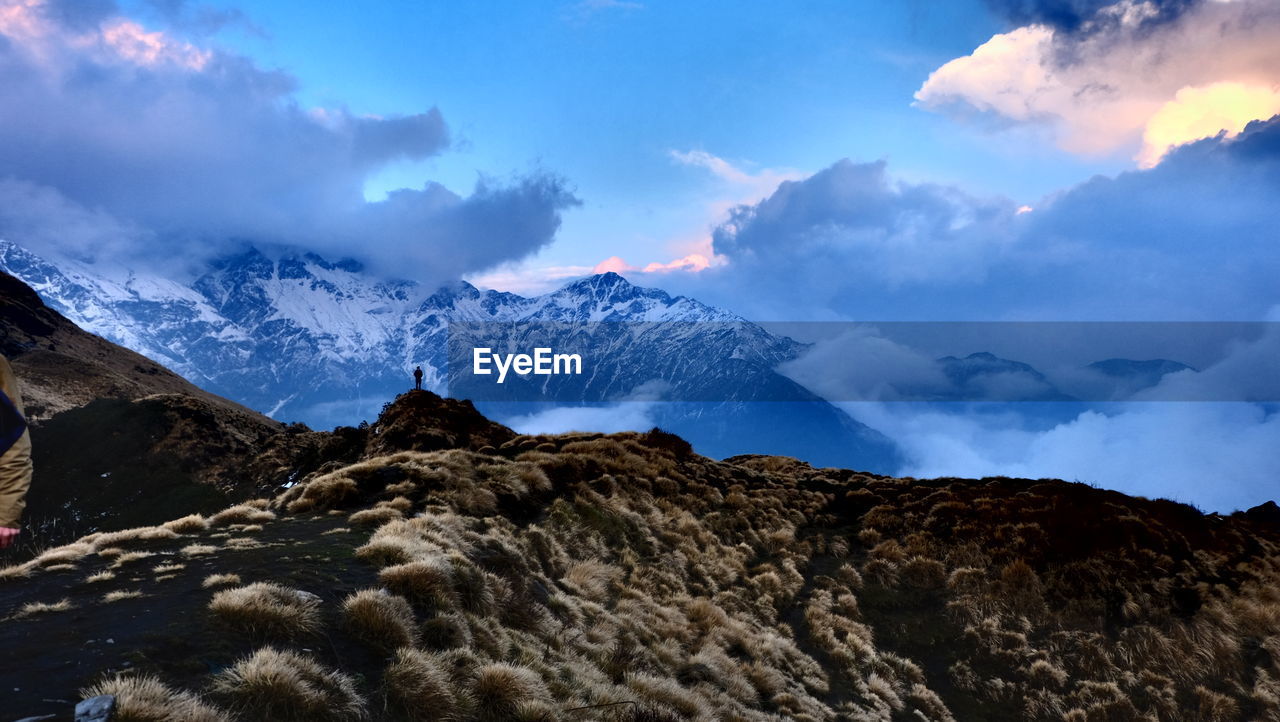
0,240,901,470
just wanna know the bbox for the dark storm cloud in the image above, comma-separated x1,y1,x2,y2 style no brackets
353,175,580,281
661,115,1280,321
696,159,1019,318
0,1,577,288
984,0,1200,33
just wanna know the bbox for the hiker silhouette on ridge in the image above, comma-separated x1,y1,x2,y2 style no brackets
413,366,423,391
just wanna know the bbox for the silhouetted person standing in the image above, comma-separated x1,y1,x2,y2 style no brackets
0,354,32,550
413,366,423,391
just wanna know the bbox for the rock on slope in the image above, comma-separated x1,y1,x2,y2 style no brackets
1,391,1278,721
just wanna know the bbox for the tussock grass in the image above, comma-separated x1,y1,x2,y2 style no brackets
347,507,402,527
209,505,276,526
222,537,263,550
282,471,359,513
470,663,550,721
82,675,225,722
341,589,418,651
421,612,473,650
0,563,30,581
30,542,94,567
202,573,241,588
7,399,1278,721
378,559,458,610
103,590,145,603
181,544,218,557
111,551,156,568
14,598,73,618
212,647,366,721
208,583,322,639
162,514,210,533
90,526,179,549
383,648,459,720
378,495,414,513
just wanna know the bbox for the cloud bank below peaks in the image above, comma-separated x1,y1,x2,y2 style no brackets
0,0,578,287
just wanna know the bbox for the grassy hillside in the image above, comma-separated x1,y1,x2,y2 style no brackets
2,392,1278,721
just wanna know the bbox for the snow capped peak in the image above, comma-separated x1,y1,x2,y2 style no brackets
562,271,632,294
0,241,773,424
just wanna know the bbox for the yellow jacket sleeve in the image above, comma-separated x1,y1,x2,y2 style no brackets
0,355,32,528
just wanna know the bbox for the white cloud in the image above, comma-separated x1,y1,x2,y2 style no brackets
465,262,597,296
502,402,657,435
0,0,577,287
669,150,804,199
845,401,1280,513
1138,82,1280,167
915,0,1280,164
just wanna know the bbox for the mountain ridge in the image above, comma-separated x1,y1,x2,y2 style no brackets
2,389,1278,720
0,241,900,472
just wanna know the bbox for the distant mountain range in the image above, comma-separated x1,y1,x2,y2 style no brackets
0,241,899,470
0,241,1200,472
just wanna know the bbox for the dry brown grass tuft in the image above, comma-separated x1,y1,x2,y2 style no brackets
85,570,116,584
13,598,73,619
212,647,366,721
90,526,179,549
222,537,264,550
470,663,550,721
378,559,458,610
110,551,156,568
283,471,360,513
378,495,415,513
202,573,241,589
341,589,418,651
421,612,473,650
210,505,277,527
82,674,225,722
30,542,94,567
900,556,947,590
181,544,218,558
0,563,30,581
208,583,322,639
162,514,210,534
103,590,145,603
383,648,459,720
348,507,403,527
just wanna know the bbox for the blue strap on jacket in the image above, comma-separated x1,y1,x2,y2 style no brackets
0,390,26,456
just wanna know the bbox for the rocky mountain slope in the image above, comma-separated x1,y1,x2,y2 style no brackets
0,269,270,423
1,270,286,553
2,390,1278,721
